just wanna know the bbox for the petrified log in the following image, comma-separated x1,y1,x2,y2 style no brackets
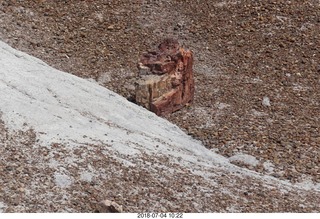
135,39,194,116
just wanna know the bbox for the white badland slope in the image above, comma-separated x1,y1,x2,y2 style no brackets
0,41,319,212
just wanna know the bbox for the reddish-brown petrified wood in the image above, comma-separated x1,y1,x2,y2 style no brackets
135,39,194,116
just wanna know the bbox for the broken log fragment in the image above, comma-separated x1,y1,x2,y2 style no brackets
135,39,194,116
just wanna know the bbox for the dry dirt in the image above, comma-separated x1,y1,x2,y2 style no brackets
1,117,320,213
0,0,320,212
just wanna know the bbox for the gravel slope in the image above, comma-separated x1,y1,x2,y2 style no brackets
1,40,320,213
0,0,319,212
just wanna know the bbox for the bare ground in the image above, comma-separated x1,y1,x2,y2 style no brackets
1,117,320,212
0,0,320,212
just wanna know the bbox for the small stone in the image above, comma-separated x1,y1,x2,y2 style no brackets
263,160,275,173
262,96,271,107
228,154,259,167
107,25,114,30
98,199,123,213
